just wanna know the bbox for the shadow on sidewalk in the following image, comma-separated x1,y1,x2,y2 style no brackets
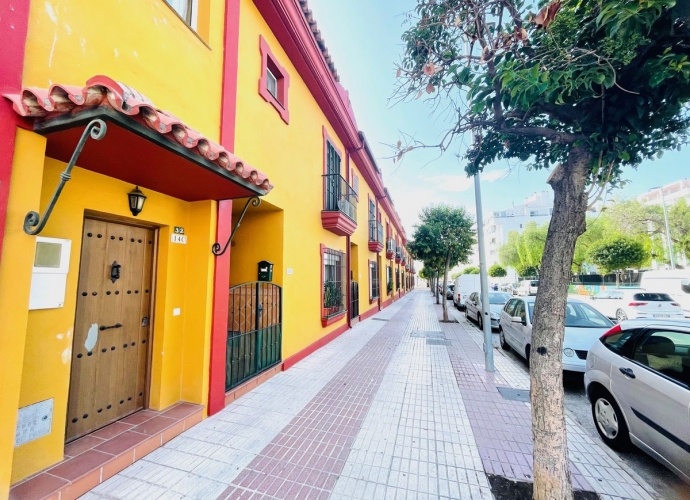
488,475,600,500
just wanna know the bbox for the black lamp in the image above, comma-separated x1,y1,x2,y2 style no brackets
128,186,147,216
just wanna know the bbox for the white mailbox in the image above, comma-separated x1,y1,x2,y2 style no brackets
29,237,72,310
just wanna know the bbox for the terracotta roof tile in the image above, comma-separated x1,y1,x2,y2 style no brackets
298,0,339,82
4,75,273,193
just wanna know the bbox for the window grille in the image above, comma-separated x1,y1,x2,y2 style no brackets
322,248,346,319
369,261,380,300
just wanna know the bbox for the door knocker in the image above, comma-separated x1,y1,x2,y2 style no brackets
110,261,121,283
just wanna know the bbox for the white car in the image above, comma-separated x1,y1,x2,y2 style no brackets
499,296,614,372
464,291,512,330
588,290,685,323
585,320,690,484
516,280,539,296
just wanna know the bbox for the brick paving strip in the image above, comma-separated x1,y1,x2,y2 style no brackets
442,299,656,500
216,294,420,499
83,298,411,500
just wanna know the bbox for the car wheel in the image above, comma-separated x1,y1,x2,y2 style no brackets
591,389,630,450
499,328,510,350
478,315,483,330
464,308,469,319
615,309,628,323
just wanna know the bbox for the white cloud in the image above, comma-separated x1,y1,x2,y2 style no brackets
426,168,509,193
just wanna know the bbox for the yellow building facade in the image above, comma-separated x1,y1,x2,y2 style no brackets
0,1,412,498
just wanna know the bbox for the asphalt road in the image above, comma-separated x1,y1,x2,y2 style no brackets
448,305,690,500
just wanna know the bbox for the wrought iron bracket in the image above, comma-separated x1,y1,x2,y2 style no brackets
23,119,107,235
212,196,261,256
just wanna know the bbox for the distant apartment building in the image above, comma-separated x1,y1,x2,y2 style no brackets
638,179,690,206
471,191,554,281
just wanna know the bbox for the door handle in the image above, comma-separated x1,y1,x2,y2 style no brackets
619,367,636,379
99,323,123,331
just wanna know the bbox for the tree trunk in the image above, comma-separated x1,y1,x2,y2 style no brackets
442,252,451,321
616,270,620,288
531,146,592,500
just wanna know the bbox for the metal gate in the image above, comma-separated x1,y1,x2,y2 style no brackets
350,281,359,320
226,282,282,391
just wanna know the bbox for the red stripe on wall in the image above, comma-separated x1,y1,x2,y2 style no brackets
0,0,31,264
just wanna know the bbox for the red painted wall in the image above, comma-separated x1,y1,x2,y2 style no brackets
0,0,30,264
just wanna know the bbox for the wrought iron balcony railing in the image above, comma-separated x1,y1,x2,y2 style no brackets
369,220,384,244
386,239,395,253
395,246,403,259
323,173,357,222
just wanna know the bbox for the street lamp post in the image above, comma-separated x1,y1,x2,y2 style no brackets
474,173,495,373
651,186,675,270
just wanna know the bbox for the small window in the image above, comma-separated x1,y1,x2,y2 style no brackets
164,0,197,29
266,68,278,100
322,248,346,320
369,261,380,300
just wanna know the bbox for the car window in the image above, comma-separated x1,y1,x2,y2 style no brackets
594,291,610,299
682,279,690,294
528,302,535,322
489,292,511,304
564,303,613,328
602,329,636,354
514,301,526,322
611,291,624,299
633,330,690,386
633,293,673,301
530,281,539,286
504,299,517,316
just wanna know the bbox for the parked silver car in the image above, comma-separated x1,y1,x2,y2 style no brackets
464,291,511,330
584,320,690,484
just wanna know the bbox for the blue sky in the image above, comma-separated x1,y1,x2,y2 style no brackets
307,0,690,236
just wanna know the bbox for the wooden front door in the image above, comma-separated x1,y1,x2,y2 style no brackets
66,219,155,442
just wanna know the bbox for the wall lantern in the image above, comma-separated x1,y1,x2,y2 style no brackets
128,186,147,217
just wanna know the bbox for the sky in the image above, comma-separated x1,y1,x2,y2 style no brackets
306,0,690,238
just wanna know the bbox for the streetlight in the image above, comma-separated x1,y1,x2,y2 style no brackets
650,186,675,270
473,173,494,373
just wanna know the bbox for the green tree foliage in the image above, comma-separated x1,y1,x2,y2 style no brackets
408,205,475,320
462,266,480,274
588,236,648,286
489,264,507,278
394,1,690,495
573,214,608,272
451,270,463,279
498,222,548,276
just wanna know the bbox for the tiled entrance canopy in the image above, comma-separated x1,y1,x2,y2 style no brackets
5,75,273,193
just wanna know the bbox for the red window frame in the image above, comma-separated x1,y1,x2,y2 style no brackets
259,35,290,124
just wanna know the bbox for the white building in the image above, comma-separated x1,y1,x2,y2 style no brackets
472,190,554,281
638,179,690,206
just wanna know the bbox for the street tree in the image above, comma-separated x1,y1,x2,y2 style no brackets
489,264,507,278
462,266,480,274
408,205,475,321
393,1,690,497
572,215,607,273
588,236,648,286
498,223,548,276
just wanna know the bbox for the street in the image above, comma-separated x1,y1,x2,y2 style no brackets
449,303,690,500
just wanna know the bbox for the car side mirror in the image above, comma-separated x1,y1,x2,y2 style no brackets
512,316,526,325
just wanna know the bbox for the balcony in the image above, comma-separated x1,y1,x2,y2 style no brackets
368,220,384,252
386,239,395,260
395,246,402,264
321,173,357,236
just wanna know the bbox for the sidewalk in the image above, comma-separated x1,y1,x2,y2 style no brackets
81,290,656,500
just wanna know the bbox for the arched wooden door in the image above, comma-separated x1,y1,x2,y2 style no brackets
226,282,282,391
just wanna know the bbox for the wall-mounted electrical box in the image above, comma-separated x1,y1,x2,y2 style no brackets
29,237,71,310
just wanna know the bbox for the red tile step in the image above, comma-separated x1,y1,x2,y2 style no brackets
9,402,204,500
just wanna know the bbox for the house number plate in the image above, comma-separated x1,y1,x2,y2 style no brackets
171,234,187,244
174,227,185,234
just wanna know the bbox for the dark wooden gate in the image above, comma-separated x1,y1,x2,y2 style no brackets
226,282,282,391
350,281,359,320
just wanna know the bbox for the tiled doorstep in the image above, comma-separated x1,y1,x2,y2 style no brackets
9,403,203,500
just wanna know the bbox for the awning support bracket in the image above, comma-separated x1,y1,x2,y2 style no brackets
24,119,107,235
212,196,261,256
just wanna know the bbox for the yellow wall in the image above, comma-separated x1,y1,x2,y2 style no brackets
0,130,48,496
234,0,348,360
22,0,224,136
7,154,216,483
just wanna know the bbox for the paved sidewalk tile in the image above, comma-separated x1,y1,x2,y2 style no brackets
446,301,655,500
